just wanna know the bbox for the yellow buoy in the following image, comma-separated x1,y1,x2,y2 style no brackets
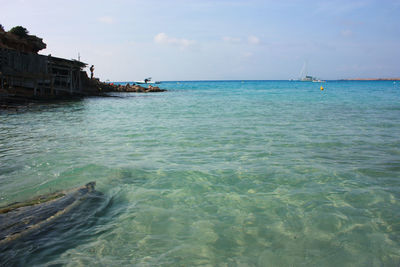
320,86,324,91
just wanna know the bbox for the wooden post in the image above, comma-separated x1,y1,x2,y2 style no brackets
78,70,82,92
70,67,73,94
48,74,53,96
34,79,37,96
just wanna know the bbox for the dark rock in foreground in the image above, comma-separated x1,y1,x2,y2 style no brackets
0,182,96,246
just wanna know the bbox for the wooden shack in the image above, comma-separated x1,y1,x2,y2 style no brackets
0,47,87,97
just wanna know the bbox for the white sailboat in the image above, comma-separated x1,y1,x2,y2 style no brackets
299,62,324,82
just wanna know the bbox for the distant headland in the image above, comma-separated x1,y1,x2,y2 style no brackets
340,78,400,81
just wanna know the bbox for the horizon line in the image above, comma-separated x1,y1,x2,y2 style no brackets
111,78,400,83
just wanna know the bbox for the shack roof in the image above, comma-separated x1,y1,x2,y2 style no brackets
48,55,87,68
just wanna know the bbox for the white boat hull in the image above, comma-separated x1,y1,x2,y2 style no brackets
134,77,160,84
135,81,160,84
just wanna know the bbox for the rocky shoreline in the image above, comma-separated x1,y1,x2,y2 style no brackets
0,81,167,110
0,25,167,109
95,81,166,93
0,68,168,109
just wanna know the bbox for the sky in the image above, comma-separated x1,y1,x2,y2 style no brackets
1,0,400,81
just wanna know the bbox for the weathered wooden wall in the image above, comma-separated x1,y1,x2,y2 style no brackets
0,48,86,97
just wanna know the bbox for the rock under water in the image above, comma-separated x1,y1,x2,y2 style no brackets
0,182,96,246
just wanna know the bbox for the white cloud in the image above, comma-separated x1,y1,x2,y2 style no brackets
98,16,114,24
222,35,261,45
243,52,253,58
248,35,260,45
341,29,354,37
222,36,241,43
315,1,370,14
154,33,195,48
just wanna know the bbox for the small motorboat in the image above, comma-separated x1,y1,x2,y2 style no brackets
134,77,160,84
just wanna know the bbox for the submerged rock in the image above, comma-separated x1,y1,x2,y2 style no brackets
0,182,96,246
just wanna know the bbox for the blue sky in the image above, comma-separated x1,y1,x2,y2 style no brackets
1,0,400,81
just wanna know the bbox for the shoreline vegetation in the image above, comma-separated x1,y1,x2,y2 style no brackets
0,25,166,109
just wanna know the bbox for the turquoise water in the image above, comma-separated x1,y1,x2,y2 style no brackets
1,80,400,266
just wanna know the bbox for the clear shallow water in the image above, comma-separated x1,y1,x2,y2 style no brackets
1,80,400,266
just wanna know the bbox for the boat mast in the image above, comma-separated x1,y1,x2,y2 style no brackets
299,61,307,79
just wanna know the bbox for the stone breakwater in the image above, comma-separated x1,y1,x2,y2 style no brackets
106,83,166,93
85,79,166,94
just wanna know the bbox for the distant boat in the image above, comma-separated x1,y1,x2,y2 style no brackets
134,77,160,84
301,75,315,82
299,62,324,82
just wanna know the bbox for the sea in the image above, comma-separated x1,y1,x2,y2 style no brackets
0,80,399,266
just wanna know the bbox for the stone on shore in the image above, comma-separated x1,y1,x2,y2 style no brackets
96,82,167,93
